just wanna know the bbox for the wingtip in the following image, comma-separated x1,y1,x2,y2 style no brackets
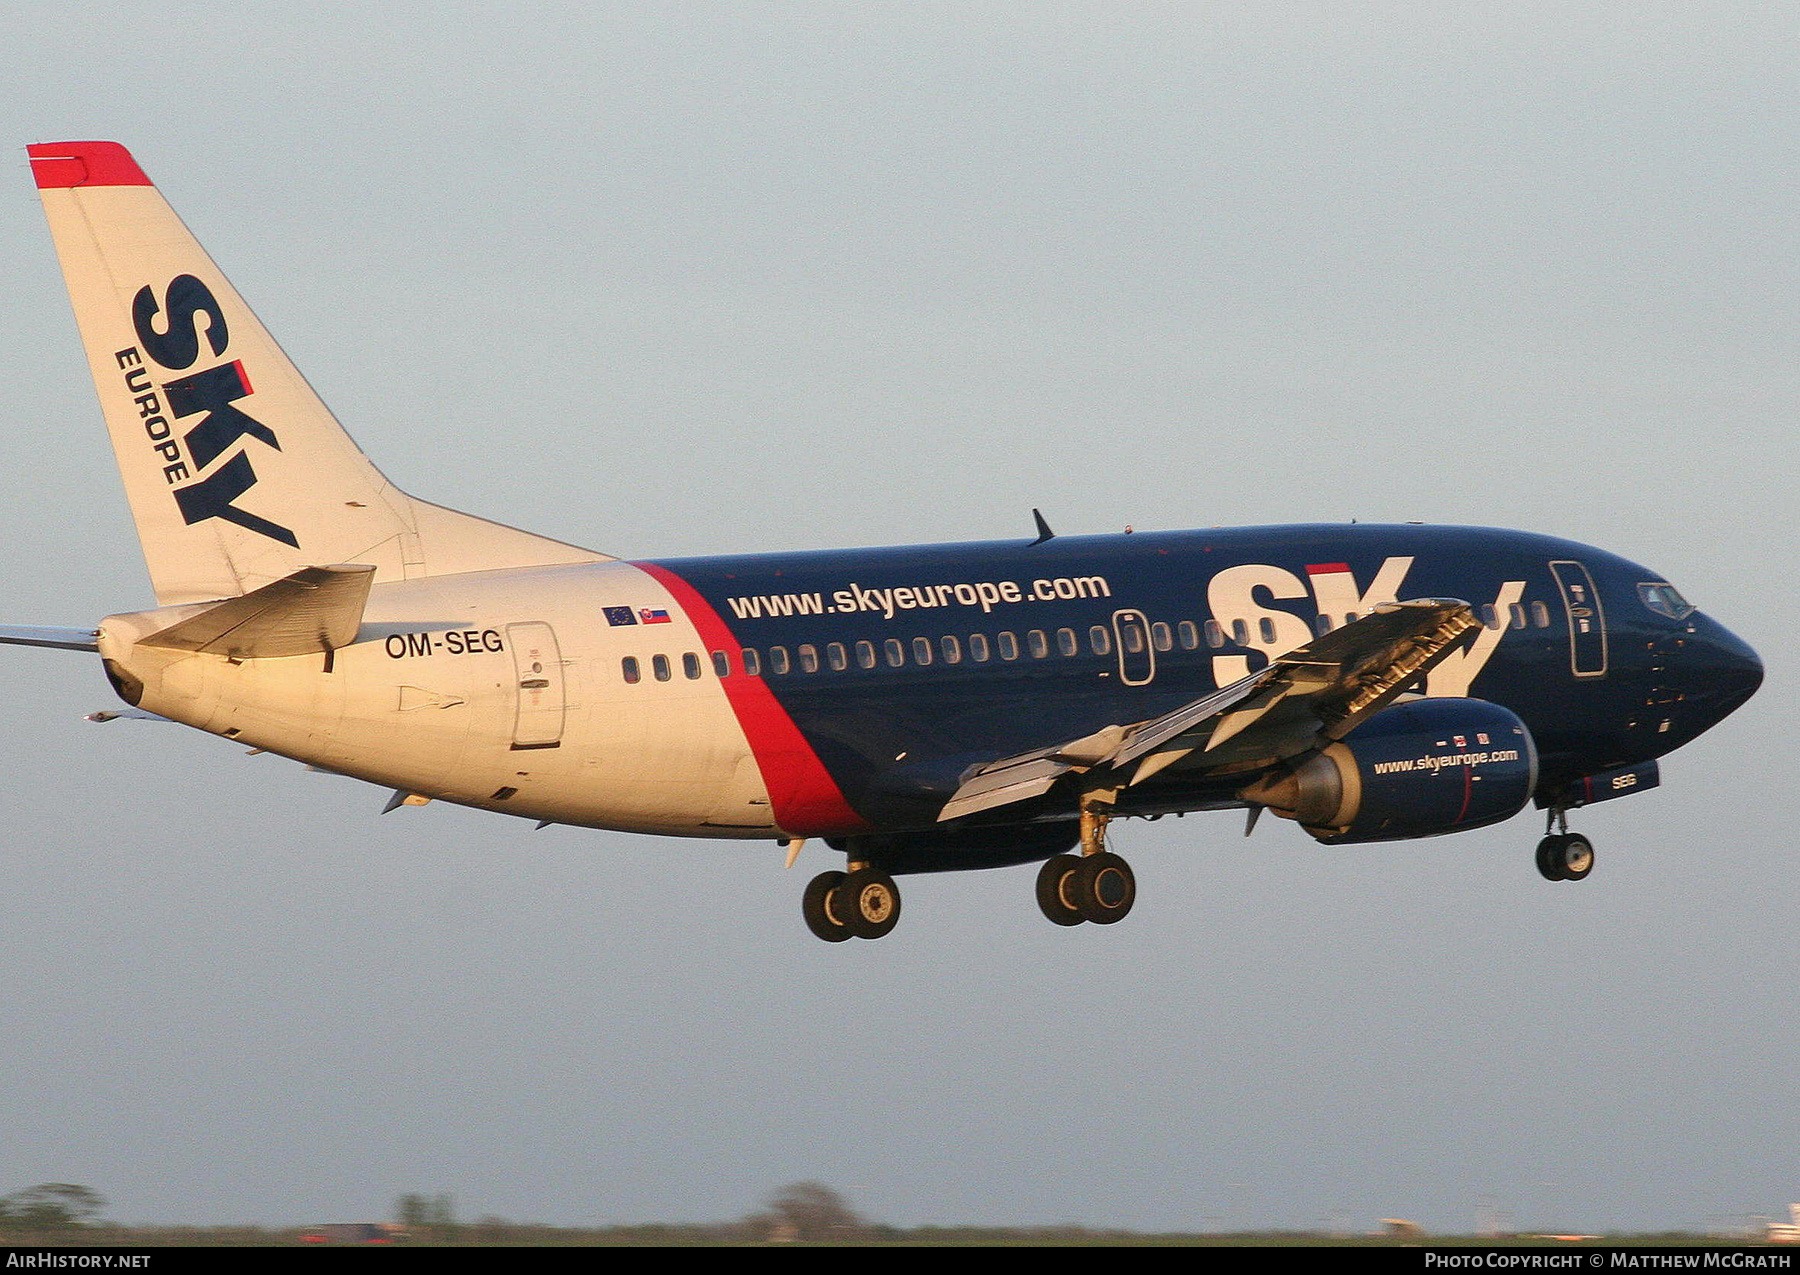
27,140,152,190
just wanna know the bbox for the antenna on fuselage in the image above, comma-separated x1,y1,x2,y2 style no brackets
1030,508,1055,546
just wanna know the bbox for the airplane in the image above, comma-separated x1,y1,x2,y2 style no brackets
8,140,1763,942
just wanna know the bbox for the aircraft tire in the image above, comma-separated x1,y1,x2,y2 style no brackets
803,870,854,942
839,868,901,940
1558,833,1595,881
1075,852,1136,925
1536,834,1595,882
1535,835,1569,882
1036,854,1086,927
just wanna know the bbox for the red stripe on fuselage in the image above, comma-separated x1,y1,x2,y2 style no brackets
634,561,872,838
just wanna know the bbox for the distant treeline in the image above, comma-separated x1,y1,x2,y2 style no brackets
0,1224,1755,1248
0,1181,1760,1246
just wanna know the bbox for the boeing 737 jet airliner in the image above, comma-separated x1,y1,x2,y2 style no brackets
7,141,1763,941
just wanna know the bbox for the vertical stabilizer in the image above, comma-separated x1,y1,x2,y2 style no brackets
29,141,608,605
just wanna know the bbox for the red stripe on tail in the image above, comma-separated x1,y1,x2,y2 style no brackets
28,141,153,190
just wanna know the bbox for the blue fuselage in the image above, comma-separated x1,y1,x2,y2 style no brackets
650,524,1761,833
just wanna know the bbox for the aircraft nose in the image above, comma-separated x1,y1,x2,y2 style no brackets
1682,614,1763,723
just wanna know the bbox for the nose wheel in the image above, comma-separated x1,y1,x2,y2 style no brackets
1536,831,1595,882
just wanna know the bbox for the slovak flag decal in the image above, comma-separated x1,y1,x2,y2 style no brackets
640,608,673,624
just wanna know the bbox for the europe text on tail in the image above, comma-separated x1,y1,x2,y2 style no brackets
11,141,1762,940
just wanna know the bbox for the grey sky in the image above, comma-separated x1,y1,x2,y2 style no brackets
0,2,1792,1233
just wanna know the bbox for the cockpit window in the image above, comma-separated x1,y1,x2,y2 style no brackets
1638,582,1695,621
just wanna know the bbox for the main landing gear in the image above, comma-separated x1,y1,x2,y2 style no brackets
1034,790,1137,927
802,863,901,942
1535,809,1595,882
1035,852,1136,926
798,796,1138,941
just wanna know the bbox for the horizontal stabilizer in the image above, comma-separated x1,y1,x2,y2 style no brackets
0,625,100,652
138,564,374,659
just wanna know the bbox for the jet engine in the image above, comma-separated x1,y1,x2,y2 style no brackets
1241,698,1537,845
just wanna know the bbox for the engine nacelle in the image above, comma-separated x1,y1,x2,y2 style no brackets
1242,698,1537,845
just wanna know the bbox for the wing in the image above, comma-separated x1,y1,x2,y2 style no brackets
936,598,1479,822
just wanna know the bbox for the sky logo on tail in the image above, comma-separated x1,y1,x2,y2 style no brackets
119,273,296,547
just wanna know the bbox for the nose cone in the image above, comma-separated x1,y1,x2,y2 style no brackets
1680,613,1763,728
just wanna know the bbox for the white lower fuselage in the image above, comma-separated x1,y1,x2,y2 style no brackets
100,562,777,838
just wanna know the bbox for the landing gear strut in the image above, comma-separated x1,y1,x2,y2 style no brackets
1536,809,1595,882
1036,790,1137,927
802,859,901,942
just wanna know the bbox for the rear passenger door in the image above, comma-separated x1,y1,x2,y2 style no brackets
507,621,566,748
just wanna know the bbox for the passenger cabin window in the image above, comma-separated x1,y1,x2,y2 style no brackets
1315,615,1334,636
912,637,933,666
768,646,790,676
940,636,961,664
1231,619,1250,645
712,650,731,677
1178,620,1200,650
1027,629,1049,659
1508,604,1527,631
1122,624,1145,655
1531,602,1551,628
1481,605,1500,629
797,644,819,674
622,656,641,684
968,633,990,662
652,653,672,682
1205,619,1225,649
884,638,905,668
1257,618,1276,645
683,652,703,679
1056,628,1078,657
856,640,877,670
1151,622,1172,652
741,648,761,677
827,642,848,672
1089,626,1112,655
997,631,1019,661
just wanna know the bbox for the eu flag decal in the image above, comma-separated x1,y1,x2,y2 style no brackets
604,606,638,626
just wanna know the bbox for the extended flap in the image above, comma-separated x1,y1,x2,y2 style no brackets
937,598,1478,822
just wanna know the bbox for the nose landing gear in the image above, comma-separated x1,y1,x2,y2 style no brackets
1536,809,1595,882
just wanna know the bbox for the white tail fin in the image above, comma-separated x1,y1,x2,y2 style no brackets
30,141,608,605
